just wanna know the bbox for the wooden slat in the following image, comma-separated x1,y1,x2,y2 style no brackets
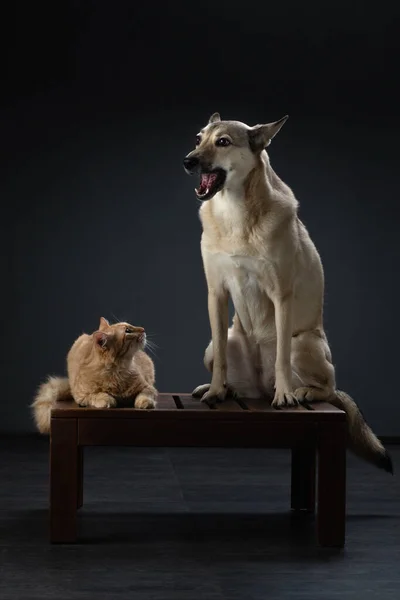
156,394,179,410
52,397,343,415
294,404,309,412
163,392,193,397
214,399,243,411
243,398,273,411
243,398,309,412
177,394,199,402
54,407,345,421
52,395,345,420
78,418,317,447
172,394,212,410
310,402,343,413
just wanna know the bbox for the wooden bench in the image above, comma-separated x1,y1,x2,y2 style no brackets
50,393,347,547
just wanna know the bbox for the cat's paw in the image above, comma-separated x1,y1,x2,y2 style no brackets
90,394,117,409
192,383,211,398
77,397,89,407
135,394,156,410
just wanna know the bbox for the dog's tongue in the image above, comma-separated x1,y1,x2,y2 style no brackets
198,173,217,195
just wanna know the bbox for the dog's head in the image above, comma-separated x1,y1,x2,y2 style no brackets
183,113,288,200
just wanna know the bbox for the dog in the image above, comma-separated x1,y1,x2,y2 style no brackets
183,112,393,473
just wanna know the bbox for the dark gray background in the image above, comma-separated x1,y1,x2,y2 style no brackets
2,0,399,433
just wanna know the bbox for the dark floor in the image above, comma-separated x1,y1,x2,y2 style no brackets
1,437,399,600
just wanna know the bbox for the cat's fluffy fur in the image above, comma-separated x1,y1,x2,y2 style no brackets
32,317,157,434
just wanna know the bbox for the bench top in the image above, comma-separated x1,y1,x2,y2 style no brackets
51,393,345,421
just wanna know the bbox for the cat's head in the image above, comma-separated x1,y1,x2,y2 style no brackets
92,317,146,359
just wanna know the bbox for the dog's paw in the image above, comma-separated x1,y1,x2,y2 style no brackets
294,386,330,403
135,394,156,410
272,389,298,408
294,386,315,403
200,386,227,406
192,383,211,398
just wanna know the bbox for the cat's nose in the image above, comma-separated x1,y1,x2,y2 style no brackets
136,327,145,333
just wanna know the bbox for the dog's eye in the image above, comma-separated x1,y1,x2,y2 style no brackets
216,138,231,147
125,327,133,334
195,135,201,146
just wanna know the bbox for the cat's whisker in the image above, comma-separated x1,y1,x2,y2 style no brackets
145,340,159,350
145,345,158,359
143,333,159,344
146,346,159,358
111,312,123,324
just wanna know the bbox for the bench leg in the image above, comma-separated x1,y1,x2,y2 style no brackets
50,418,78,543
317,423,346,547
77,447,84,509
291,444,316,512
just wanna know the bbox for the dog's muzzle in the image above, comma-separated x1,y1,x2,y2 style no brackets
183,156,200,174
183,155,226,200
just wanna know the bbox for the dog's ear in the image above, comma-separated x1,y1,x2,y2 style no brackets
248,115,288,152
208,112,221,124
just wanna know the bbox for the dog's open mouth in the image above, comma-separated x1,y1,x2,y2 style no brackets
195,169,226,200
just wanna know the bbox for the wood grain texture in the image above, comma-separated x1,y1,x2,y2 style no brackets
77,446,84,509
77,419,317,447
49,392,346,547
50,419,78,543
317,421,347,547
52,394,345,422
291,444,316,513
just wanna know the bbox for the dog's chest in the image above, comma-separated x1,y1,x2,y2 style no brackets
212,251,275,334
213,251,268,292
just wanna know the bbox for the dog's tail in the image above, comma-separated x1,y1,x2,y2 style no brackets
330,390,393,474
31,376,72,434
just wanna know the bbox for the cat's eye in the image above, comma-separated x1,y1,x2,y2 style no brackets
125,327,133,334
195,135,201,146
216,137,231,147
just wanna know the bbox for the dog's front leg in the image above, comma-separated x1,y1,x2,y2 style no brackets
200,288,229,404
270,293,297,407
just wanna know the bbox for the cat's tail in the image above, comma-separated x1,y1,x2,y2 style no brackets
31,376,72,434
330,390,393,474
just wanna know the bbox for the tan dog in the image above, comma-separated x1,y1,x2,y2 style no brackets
183,112,393,473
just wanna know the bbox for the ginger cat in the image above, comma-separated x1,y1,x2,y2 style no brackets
32,317,157,434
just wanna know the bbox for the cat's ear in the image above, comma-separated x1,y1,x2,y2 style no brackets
93,331,109,348
99,317,109,331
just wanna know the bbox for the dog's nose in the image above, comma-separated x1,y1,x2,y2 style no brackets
183,156,199,172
